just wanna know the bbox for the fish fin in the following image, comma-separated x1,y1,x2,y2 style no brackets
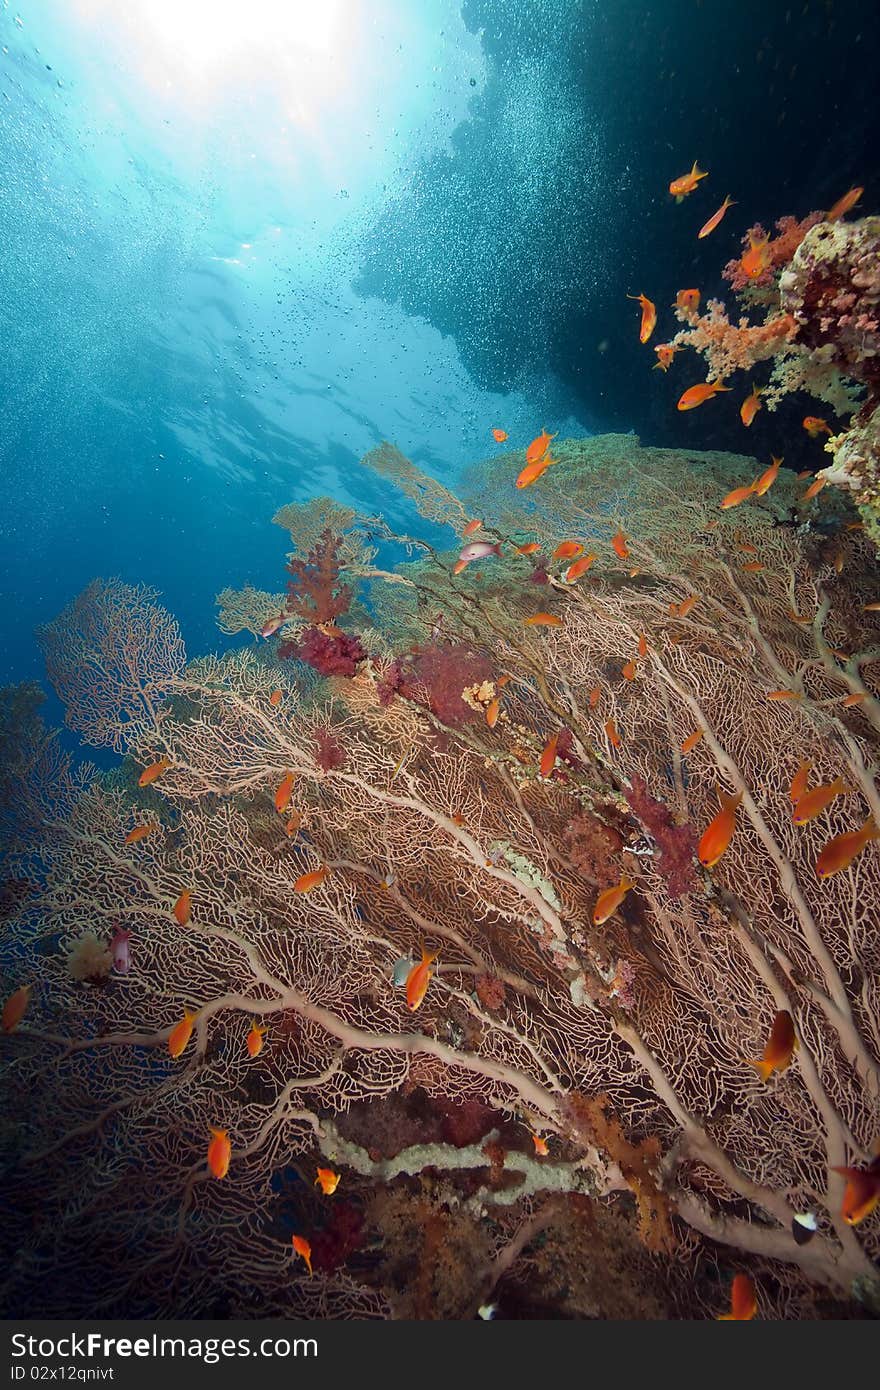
745,1058,774,1082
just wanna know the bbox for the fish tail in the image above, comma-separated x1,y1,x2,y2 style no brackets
864,816,880,840
745,1058,774,1083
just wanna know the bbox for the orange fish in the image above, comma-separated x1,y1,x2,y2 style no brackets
681,729,704,755
739,385,762,428
315,1167,341,1196
492,427,508,443
865,602,880,612
515,541,542,555
677,594,699,617
669,161,708,200
815,816,880,878
589,685,601,708
792,775,849,826
523,612,563,627
124,822,157,845
744,1009,797,1082
496,674,512,688
463,518,483,536
207,1127,231,1180
802,415,832,437
767,689,801,702
698,787,744,868
1,983,32,1034
532,1134,549,1157
653,343,678,371
292,1234,313,1276
637,633,648,658
752,455,782,496
592,876,635,926
801,476,827,501
525,430,556,465
452,558,470,575
787,610,811,624
719,483,755,510
516,456,552,490
294,866,328,893
741,561,765,573
138,757,171,788
673,288,701,313
486,696,502,729
841,693,866,707
565,553,597,582
796,469,812,479
246,1024,266,1058
553,540,584,561
789,760,812,803
740,232,771,280
539,731,559,778
830,1158,880,1226
168,1008,197,1059
269,689,283,706
718,1273,757,1321
285,809,302,838
275,772,295,814
627,292,657,343
698,194,735,239
604,718,621,748
406,946,438,1011
611,529,629,559
736,540,758,554
678,380,730,411
826,186,863,223
622,659,637,681
173,889,192,927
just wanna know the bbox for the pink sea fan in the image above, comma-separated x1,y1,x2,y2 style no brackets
623,774,697,899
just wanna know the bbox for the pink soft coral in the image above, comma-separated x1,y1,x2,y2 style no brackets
285,626,366,677
623,774,697,900
671,299,798,381
377,642,493,725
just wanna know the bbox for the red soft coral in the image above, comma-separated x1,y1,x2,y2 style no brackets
623,774,697,900
286,626,365,677
284,529,353,626
376,643,493,725
314,727,346,772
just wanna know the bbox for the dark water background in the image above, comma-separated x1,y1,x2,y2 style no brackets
1,0,877,715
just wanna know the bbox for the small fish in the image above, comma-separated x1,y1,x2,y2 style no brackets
611,529,629,559
796,469,812,479
315,1167,340,1195
720,483,754,510
463,518,483,536
744,1009,797,1082
292,1234,313,1276
604,718,621,748
847,522,865,531
173,889,192,927
539,731,559,778
207,1127,231,1180
833,551,844,575
678,380,730,411
496,674,512,688
681,729,704,755
110,926,131,974
791,1211,819,1246
718,1273,757,1321
841,693,866,707
802,476,827,501
698,787,744,868
492,427,508,442
246,1024,266,1058
515,541,542,555
830,1157,880,1225
523,612,563,627
260,613,287,639
486,696,502,728
589,686,601,708
124,822,157,845
294,866,328,893
406,946,438,1011
138,757,171,788
516,456,552,489
789,760,812,803
168,1008,197,1059
553,540,584,561
477,1304,498,1320
269,689,283,706
677,594,699,617
669,161,708,200
740,385,762,427
1,983,32,1034
285,809,302,838
460,540,503,565
792,775,849,826
622,659,637,681
565,553,596,582
767,689,800,701
275,772,295,814
379,871,396,890
815,816,880,878
637,633,648,658
627,291,657,343
673,288,701,312
752,455,782,497
740,231,771,280
826,186,863,222
698,194,735,239
531,1134,549,1157
788,609,811,624
653,343,678,371
593,876,635,926
525,429,557,464
452,558,469,575
864,602,880,613
741,561,765,573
